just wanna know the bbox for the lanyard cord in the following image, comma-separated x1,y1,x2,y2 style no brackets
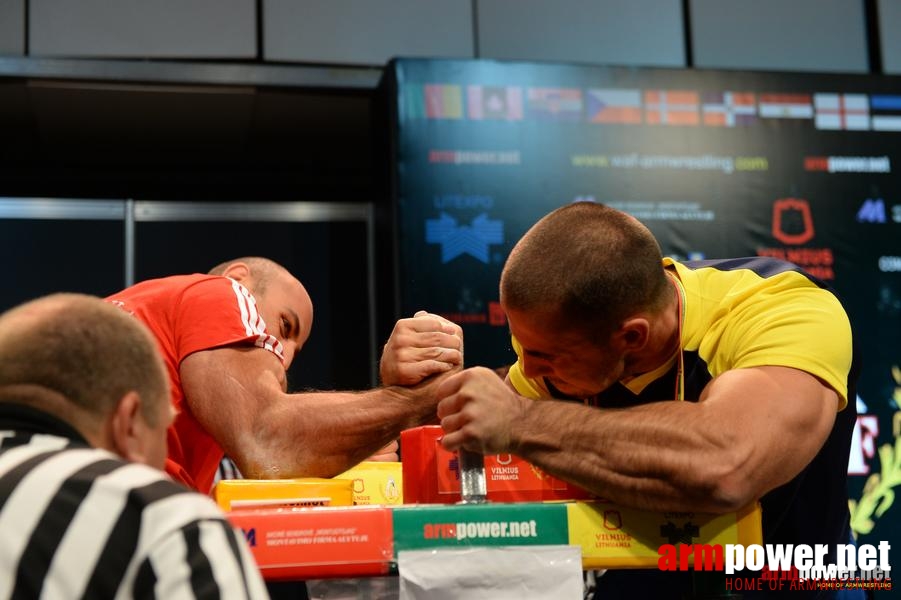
583,273,686,407
669,272,686,402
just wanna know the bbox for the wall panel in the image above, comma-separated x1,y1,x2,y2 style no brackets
878,0,901,74
476,0,685,67
29,0,256,58
691,0,868,73
0,0,25,55
264,0,473,65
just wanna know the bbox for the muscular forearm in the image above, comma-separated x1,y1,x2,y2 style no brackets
183,347,448,481
510,399,750,513
237,385,437,479
439,366,835,514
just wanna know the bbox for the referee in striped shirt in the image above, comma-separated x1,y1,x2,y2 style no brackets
0,293,270,599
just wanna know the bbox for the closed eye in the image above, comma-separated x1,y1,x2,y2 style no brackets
525,349,555,362
281,309,301,341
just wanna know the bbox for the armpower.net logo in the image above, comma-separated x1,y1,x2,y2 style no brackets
657,542,892,592
423,519,539,542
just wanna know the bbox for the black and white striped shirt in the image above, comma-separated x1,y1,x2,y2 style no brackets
0,403,270,599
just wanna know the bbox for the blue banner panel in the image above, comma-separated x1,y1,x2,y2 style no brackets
384,57,901,555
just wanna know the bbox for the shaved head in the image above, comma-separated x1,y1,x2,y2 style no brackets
501,202,669,338
208,256,287,296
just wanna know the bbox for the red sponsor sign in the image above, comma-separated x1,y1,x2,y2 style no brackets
401,425,593,503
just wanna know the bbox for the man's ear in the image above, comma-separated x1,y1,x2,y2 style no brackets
613,317,650,353
109,391,149,464
221,262,251,283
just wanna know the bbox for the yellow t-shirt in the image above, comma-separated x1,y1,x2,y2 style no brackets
508,256,853,409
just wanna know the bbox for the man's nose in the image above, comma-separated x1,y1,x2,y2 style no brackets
282,342,298,368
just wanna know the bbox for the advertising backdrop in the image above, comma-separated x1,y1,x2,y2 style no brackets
383,57,901,550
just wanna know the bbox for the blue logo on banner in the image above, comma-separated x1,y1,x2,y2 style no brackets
425,212,504,263
856,198,887,223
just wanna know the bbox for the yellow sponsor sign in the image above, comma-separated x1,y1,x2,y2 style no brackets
333,461,403,505
567,501,762,569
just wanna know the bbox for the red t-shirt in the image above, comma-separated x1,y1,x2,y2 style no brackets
107,274,284,493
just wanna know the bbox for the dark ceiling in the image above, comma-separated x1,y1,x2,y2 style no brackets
0,61,386,201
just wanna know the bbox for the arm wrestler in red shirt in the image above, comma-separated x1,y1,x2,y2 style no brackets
107,256,462,493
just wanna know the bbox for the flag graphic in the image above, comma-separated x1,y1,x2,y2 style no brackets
814,93,869,130
758,93,813,119
585,89,642,123
425,84,463,119
526,88,583,121
401,84,427,120
467,86,523,120
645,90,699,125
870,95,901,131
701,92,757,127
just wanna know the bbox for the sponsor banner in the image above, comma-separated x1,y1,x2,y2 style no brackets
400,425,592,503
571,502,762,570
803,155,891,173
227,506,395,580
571,152,768,174
392,502,570,554
333,461,403,506
389,59,901,554
428,149,521,165
606,201,716,222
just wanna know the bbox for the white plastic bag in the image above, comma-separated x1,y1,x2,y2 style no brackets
398,545,583,600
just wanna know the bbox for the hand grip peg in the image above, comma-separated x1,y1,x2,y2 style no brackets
458,448,488,504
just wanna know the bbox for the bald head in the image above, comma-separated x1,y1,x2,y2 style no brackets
208,256,288,296
501,202,669,337
0,293,169,428
208,256,314,369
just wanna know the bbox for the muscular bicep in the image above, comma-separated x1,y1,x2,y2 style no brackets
179,346,286,468
699,365,839,497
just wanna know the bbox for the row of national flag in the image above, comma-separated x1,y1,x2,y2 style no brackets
403,83,901,131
